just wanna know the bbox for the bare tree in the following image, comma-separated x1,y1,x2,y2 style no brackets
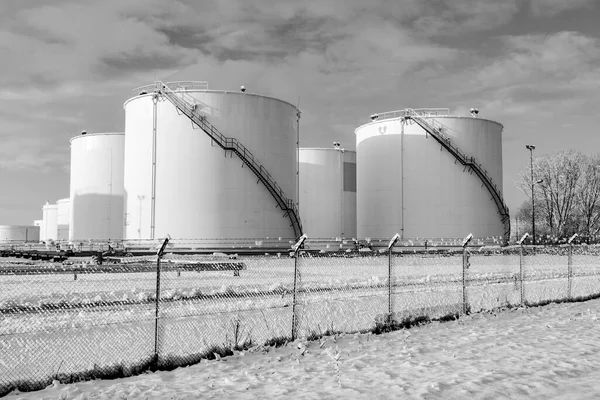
519,150,585,238
575,155,600,236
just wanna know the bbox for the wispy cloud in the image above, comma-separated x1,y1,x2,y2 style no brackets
529,0,596,17
0,134,70,172
471,32,600,116
410,0,520,36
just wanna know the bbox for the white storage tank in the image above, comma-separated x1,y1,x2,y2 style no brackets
299,147,356,239
41,202,58,241
123,81,300,241
69,132,125,241
355,108,507,240
0,225,40,243
57,198,70,241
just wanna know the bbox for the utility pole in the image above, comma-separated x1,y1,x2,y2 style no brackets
526,145,542,245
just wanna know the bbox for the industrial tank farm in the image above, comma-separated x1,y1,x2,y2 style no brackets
69,132,125,241
355,108,507,241
299,147,356,239
123,82,300,241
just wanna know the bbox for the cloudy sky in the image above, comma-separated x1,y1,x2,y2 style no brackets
1,0,600,225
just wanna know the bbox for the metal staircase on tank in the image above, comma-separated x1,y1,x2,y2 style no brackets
402,108,511,244
154,81,303,239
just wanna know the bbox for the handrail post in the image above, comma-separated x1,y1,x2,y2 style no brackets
518,233,529,306
567,233,578,300
291,234,308,341
462,233,473,314
154,235,170,367
387,233,401,323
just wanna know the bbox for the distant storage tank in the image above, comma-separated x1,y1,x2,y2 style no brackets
299,148,356,239
69,132,125,241
0,225,40,243
123,81,300,241
57,198,70,241
41,202,58,241
355,108,506,240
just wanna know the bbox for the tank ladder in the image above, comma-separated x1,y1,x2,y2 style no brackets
154,81,303,239
403,108,511,244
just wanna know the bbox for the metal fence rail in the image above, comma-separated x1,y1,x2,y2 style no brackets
2,235,600,396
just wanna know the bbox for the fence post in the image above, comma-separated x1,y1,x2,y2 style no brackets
518,233,529,306
387,234,401,322
567,233,578,300
154,236,170,367
291,234,307,341
462,233,473,314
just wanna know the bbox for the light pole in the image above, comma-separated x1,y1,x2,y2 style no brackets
526,144,542,245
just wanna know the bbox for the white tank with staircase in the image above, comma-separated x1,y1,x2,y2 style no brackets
355,108,508,242
123,81,301,242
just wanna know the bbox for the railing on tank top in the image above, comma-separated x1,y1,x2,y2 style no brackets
132,81,209,96
403,108,511,242
154,81,303,238
373,108,450,121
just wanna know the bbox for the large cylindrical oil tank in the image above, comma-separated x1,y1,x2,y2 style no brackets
41,202,58,241
299,148,356,239
123,82,299,240
57,198,70,241
69,132,125,241
355,108,504,239
0,225,40,243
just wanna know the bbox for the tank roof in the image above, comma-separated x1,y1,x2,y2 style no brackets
69,132,124,143
300,147,356,153
124,81,299,110
356,108,504,132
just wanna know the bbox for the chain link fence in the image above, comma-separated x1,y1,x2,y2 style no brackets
2,237,600,396
155,254,295,366
0,262,156,392
295,253,388,337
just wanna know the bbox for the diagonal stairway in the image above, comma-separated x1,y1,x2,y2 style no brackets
403,108,511,244
154,82,303,239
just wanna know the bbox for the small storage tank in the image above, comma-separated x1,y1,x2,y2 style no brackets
123,81,300,241
355,108,506,240
57,198,70,241
0,225,40,243
41,202,58,241
299,147,356,239
69,132,125,241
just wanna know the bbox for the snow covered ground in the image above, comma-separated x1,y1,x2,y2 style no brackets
6,298,600,399
3,251,600,397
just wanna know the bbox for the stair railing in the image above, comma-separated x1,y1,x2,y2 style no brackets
154,82,303,238
404,108,511,243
